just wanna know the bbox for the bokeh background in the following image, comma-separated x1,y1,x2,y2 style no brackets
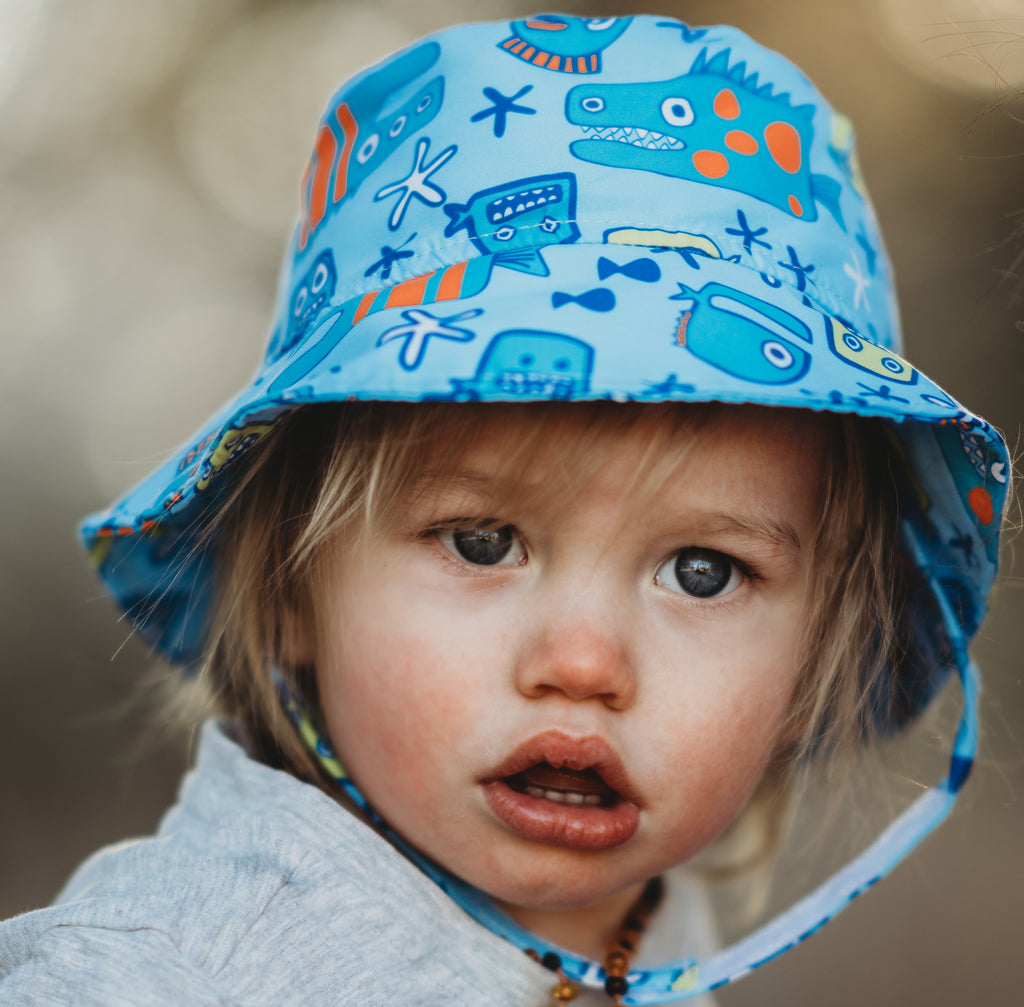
1,0,1021,1003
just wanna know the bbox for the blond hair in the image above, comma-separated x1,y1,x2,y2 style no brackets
185,400,925,871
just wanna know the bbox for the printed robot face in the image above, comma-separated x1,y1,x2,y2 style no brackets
451,329,594,399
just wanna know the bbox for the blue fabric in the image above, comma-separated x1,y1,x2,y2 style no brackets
75,14,1008,1002
80,15,1007,676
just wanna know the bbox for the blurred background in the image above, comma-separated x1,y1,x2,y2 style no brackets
0,0,1021,1003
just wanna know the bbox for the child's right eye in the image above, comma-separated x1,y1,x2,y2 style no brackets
437,525,527,567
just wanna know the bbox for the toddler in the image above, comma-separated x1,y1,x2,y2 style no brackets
0,14,1009,1006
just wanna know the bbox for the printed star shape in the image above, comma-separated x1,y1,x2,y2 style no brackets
375,138,457,231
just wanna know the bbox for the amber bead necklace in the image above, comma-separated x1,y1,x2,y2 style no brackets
526,876,664,1004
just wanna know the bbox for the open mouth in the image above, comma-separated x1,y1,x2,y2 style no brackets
579,125,685,151
481,731,641,850
503,762,619,807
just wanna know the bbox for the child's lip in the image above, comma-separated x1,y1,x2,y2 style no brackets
480,729,642,807
480,731,641,850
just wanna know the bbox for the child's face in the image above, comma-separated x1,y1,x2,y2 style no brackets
311,405,826,932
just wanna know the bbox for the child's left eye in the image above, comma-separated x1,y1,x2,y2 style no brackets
437,525,527,567
655,547,742,599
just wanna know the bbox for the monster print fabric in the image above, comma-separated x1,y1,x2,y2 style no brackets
78,15,1008,1003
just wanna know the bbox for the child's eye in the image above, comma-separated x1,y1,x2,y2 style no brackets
655,547,742,599
437,525,526,567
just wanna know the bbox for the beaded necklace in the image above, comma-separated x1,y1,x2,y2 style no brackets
526,876,664,1004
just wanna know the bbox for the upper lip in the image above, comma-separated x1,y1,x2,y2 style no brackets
481,729,642,807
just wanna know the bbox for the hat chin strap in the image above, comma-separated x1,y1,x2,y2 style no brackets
274,528,977,1003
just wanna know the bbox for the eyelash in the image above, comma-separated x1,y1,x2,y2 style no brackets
426,521,760,601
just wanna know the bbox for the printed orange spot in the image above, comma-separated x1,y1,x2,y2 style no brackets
692,149,729,179
590,54,598,71
548,55,561,71
522,47,536,60
968,486,994,525
533,51,549,66
725,129,758,155
577,56,589,73
503,37,522,50
386,272,432,308
713,88,740,120
564,60,575,73
526,19,565,30
436,260,468,301
511,41,528,54
765,121,801,173
788,194,804,216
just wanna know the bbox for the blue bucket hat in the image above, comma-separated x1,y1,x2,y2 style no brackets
82,14,1008,1002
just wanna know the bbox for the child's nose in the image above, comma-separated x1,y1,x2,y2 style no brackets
513,610,638,711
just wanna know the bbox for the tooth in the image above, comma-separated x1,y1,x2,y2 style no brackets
636,128,648,139
563,792,585,805
583,795,602,806
525,786,547,799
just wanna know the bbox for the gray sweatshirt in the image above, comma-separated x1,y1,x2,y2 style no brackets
0,720,718,1006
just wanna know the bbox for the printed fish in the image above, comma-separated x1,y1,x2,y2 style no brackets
671,279,812,384
551,288,616,311
566,48,844,227
443,172,581,276
298,42,444,250
498,15,632,74
266,256,499,394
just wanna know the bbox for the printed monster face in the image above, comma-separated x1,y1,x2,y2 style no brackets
825,317,917,383
450,329,594,399
443,173,580,276
565,49,843,225
287,251,337,345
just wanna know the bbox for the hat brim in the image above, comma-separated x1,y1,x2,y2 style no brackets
81,243,1008,668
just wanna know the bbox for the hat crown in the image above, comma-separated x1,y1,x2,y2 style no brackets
266,15,896,367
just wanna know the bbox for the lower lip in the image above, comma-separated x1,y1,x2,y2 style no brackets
482,781,640,851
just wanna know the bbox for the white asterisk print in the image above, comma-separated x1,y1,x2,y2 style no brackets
843,252,871,311
375,137,458,231
376,307,483,370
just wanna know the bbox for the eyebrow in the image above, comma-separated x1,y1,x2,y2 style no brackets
687,512,803,553
416,470,804,552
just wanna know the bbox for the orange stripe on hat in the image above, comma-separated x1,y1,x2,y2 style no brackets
332,103,358,202
385,272,433,307
352,291,379,324
436,261,468,301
